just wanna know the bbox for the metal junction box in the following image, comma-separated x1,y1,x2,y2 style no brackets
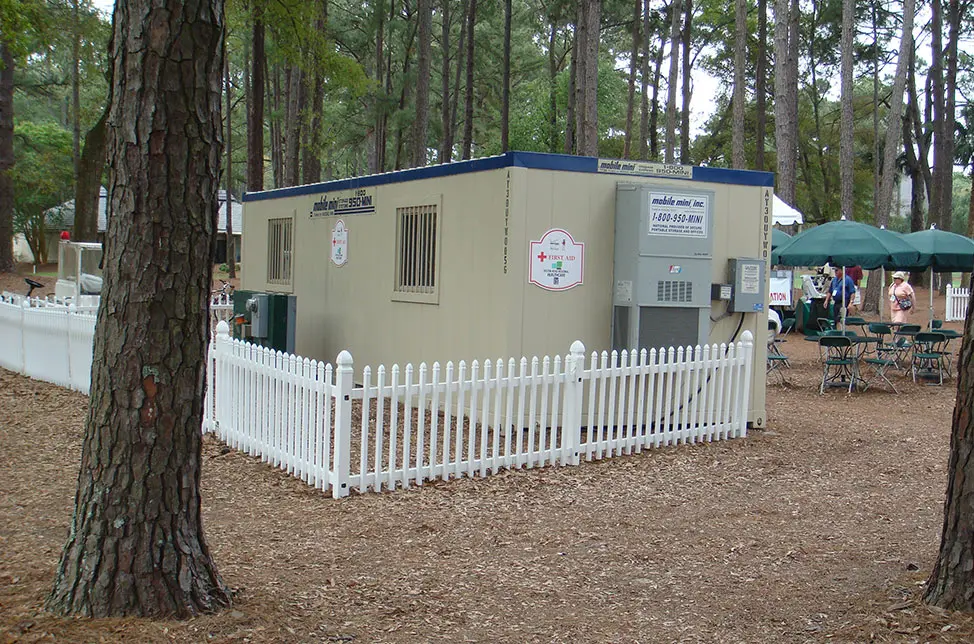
728,258,766,313
612,183,714,352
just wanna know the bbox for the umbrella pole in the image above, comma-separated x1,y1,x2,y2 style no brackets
930,267,934,329
879,267,885,322
842,266,847,332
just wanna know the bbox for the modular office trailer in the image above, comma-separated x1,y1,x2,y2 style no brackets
241,152,774,427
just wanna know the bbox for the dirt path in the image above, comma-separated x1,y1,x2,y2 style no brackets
2,330,974,643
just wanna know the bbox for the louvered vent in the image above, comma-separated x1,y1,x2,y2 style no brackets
657,280,693,303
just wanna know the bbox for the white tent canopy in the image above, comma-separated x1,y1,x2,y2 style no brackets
773,195,804,226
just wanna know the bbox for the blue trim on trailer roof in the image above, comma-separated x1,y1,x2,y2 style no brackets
242,151,774,202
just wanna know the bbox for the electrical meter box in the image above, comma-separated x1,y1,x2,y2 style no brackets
231,290,297,354
612,183,714,352
728,258,766,313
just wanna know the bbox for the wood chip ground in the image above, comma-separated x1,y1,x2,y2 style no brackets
3,284,974,642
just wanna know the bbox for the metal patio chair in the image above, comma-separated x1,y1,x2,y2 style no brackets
819,335,858,394
912,332,949,385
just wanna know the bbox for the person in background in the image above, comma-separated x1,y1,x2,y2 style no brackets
846,265,863,312
824,267,857,328
888,271,915,324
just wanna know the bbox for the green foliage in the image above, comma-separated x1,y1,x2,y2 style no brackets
10,121,73,263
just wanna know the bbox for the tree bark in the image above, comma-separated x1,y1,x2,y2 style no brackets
440,0,451,162
75,90,111,243
0,39,15,272
302,0,327,185
638,1,650,160
650,23,664,159
461,0,476,159
548,18,559,153
679,0,691,164
929,0,946,229
284,64,303,186
839,0,854,219
225,54,235,277
248,7,265,192
731,0,746,168
939,0,960,233
411,0,432,167
664,0,681,163
773,0,796,204
448,0,469,159
623,0,640,159
755,0,767,170
564,25,577,155
501,0,512,152
924,278,974,608
578,0,600,157
71,0,81,188
47,0,231,617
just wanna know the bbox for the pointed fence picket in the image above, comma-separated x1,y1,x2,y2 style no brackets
945,285,969,323
202,323,754,499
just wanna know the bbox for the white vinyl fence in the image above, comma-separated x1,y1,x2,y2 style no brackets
205,322,755,499
0,299,96,394
946,285,969,323
0,296,236,395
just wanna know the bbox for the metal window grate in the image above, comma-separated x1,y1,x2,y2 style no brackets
267,217,293,284
657,280,693,303
395,204,437,294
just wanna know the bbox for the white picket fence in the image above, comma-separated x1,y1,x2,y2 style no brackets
0,299,97,394
205,322,755,499
946,285,969,322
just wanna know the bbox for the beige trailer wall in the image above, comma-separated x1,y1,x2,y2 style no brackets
507,169,768,427
242,168,515,371
243,163,769,427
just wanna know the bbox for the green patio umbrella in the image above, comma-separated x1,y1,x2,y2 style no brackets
772,217,921,329
771,228,791,251
899,226,974,327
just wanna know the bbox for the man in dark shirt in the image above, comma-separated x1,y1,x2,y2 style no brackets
824,267,857,328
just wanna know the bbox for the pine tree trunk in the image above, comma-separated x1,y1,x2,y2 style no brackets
679,0,691,164
940,0,960,234
71,0,81,187
0,39,15,272
623,0,640,159
773,0,796,204
284,64,303,187
564,29,577,155
461,0,476,160
924,284,974,609
248,9,265,192
448,0,468,159
548,19,559,153
638,1,650,160
731,0,746,168
664,0,680,163
412,0,432,167
75,102,109,243
929,0,946,229
839,0,854,219
47,0,231,617
302,0,327,184
650,27,663,159
440,0,451,163
501,0,512,152
755,0,767,170
579,0,600,157
226,56,235,278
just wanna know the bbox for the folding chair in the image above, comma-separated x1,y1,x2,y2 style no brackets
912,332,949,385
817,317,836,334
892,324,921,368
779,317,796,336
767,326,790,384
861,354,898,393
819,335,858,394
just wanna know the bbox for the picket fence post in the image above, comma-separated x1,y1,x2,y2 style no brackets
561,340,585,467
332,350,353,499
20,300,28,376
211,321,230,435
737,330,754,438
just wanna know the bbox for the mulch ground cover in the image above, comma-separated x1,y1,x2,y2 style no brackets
3,291,974,642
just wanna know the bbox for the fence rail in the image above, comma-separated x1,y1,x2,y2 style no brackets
946,285,969,323
205,323,754,499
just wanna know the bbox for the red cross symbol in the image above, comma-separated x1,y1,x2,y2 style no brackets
332,238,337,245
537,252,547,262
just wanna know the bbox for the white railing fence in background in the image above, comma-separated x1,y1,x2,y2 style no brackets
0,300,96,394
204,323,755,499
946,285,969,323
1,297,238,395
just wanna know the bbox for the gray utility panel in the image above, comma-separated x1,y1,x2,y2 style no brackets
612,183,714,353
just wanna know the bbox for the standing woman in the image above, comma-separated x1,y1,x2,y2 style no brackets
888,271,916,323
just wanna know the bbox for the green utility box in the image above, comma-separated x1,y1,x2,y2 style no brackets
230,290,297,354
